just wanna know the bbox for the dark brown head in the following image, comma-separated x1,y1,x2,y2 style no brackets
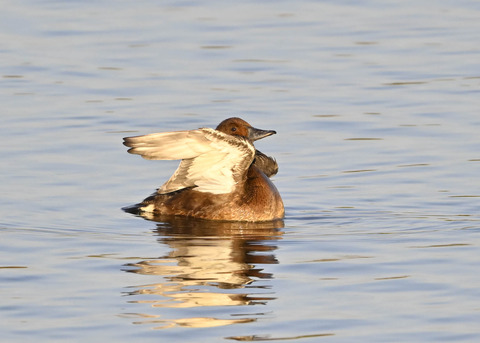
215,117,276,142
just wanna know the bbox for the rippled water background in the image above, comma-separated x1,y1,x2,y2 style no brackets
2,1,480,342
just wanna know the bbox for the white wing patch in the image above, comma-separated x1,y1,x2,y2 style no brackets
124,128,255,194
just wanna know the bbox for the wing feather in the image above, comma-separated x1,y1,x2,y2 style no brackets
123,130,211,160
123,128,254,194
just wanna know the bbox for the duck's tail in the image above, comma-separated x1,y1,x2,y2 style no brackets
122,193,157,215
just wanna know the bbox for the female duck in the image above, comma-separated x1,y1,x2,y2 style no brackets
123,117,284,221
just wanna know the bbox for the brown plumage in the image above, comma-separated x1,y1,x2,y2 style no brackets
123,117,284,221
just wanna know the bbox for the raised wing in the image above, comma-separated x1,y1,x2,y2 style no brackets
123,128,255,194
253,149,278,177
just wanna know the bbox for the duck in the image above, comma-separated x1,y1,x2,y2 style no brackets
123,117,284,221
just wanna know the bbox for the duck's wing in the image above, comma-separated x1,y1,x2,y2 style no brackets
253,150,278,177
123,128,255,194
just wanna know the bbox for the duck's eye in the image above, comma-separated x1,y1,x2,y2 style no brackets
231,127,237,132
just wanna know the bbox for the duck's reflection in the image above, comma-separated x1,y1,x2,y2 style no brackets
122,215,284,329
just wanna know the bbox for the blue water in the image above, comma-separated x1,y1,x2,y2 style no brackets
1,1,480,342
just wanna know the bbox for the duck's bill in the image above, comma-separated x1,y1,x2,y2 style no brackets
248,127,276,141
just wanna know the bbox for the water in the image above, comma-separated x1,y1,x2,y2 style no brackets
1,0,480,342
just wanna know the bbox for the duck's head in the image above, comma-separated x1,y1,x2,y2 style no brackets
216,117,276,142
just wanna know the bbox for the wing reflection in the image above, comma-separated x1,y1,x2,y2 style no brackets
122,216,284,329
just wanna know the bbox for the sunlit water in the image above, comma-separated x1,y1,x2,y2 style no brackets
1,1,480,342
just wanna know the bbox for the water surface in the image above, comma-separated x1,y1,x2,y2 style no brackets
1,1,480,342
